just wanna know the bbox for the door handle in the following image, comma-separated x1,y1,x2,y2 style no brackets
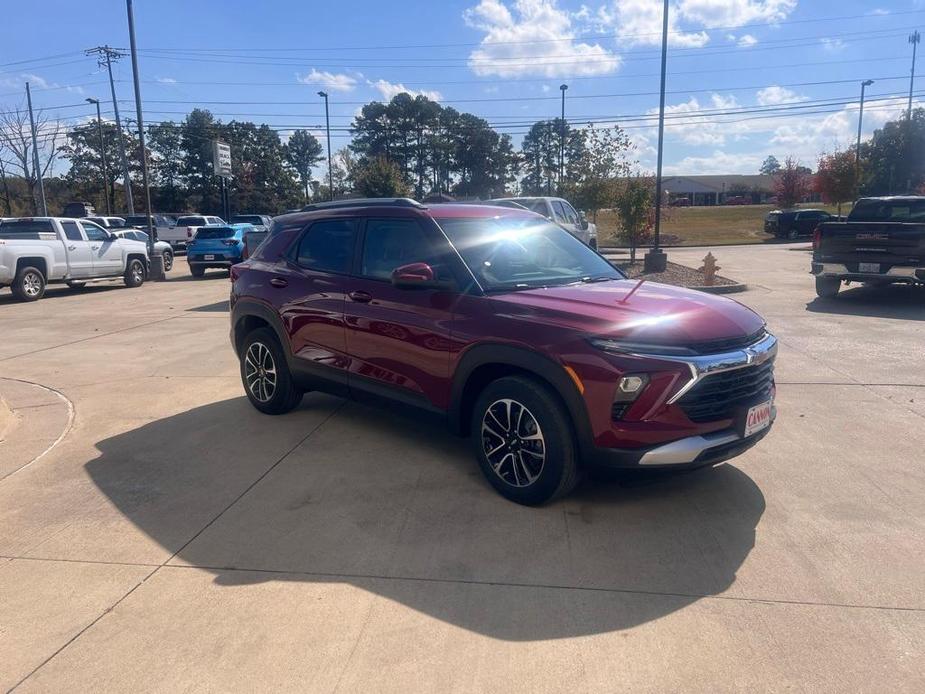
68,245,76,250
90,245,100,250
269,277,288,288
348,290,373,303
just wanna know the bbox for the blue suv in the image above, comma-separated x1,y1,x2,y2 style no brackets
187,223,254,277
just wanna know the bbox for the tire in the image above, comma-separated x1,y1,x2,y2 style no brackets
190,265,205,277
162,250,173,272
240,327,303,414
787,228,800,241
815,276,841,299
11,265,46,302
123,258,145,288
471,375,580,505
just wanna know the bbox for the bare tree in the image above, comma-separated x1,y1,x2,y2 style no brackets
0,104,62,214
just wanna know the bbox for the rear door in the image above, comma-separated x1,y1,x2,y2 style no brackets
343,217,457,409
59,220,94,278
270,218,357,390
81,220,124,275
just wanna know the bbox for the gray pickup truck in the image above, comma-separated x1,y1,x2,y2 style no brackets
811,196,925,298
0,217,149,301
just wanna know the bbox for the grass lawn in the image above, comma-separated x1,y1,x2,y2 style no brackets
596,203,843,247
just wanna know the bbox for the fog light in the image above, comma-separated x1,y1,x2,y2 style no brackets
618,375,646,394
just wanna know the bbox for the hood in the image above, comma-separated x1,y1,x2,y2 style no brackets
494,279,765,345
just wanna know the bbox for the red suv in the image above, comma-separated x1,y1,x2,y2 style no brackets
230,199,777,504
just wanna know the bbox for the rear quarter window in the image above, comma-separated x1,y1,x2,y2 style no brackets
0,219,58,239
177,216,207,226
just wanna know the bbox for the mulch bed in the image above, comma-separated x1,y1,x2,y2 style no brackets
614,260,738,289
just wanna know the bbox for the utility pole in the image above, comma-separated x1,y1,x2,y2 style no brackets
318,91,333,200
909,31,920,120
87,45,134,213
855,80,873,185
86,98,112,214
125,0,158,272
25,82,47,216
645,0,670,273
559,84,568,191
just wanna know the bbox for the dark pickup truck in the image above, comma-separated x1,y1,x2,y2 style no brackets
811,196,925,298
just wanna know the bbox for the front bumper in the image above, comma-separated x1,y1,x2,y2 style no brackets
588,413,775,470
811,262,925,283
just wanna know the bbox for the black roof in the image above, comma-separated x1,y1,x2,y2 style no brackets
300,197,425,212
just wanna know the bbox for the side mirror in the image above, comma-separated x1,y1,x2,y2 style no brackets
391,262,450,290
578,213,589,231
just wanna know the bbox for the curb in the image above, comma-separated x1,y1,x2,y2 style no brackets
690,283,749,294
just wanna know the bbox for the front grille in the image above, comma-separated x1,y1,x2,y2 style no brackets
686,329,767,355
677,359,775,423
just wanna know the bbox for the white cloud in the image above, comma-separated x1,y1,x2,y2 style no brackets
677,0,797,28
737,34,758,47
611,0,709,47
297,69,357,92
756,85,808,106
463,0,621,77
821,37,846,52
867,8,890,15
664,150,766,175
156,76,177,84
650,93,742,146
369,79,442,102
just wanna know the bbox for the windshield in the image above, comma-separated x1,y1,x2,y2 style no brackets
196,227,235,240
436,216,622,292
123,215,153,226
848,199,925,222
231,215,264,225
177,216,207,226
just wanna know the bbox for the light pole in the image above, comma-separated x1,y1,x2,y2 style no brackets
645,0,670,273
855,80,873,185
87,46,134,213
86,98,112,215
559,84,568,191
909,31,921,120
25,82,47,216
318,91,333,200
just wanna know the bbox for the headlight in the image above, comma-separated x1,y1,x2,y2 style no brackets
589,337,697,357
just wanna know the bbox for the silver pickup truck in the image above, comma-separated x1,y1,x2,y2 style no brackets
0,217,149,301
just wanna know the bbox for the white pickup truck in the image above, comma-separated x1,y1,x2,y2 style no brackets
0,217,149,301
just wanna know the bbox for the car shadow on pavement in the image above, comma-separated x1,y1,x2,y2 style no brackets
85,394,765,641
806,284,925,320
0,283,122,306
187,300,229,312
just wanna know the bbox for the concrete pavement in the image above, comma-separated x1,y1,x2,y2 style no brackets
0,248,923,692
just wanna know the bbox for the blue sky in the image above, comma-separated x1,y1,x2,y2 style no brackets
1,0,923,176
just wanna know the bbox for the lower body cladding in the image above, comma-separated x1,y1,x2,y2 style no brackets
812,261,925,284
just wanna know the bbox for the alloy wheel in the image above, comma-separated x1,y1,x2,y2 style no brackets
131,262,144,283
481,398,546,487
244,341,277,403
23,272,41,297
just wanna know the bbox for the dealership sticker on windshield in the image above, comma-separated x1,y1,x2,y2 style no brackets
744,401,772,437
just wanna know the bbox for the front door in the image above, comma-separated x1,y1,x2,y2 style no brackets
59,220,94,278
343,217,458,410
81,221,123,275
271,218,358,391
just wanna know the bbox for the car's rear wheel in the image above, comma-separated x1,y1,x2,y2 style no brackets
190,265,205,277
471,375,579,505
240,327,303,414
123,258,145,288
787,228,800,241
162,250,173,271
12,266,46,301
815,276,841,298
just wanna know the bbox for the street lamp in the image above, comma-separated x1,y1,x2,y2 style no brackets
909,31,920,120
855,80,874,181
559,84,568,190
318,91,333,201
86,98,112,215
645,0,670,273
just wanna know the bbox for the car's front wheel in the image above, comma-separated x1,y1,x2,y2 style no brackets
815,276,841,298
161,250,173,271
123,258,145,288
471,375,579,505
240,327,303,414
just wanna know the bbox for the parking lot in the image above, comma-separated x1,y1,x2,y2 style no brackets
1,245,923,692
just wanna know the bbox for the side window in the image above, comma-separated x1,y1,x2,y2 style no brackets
561,202,580,225
361,219,437,281
81,222,108,241
61,221,83,241
551,200,568,223
295,219,357,274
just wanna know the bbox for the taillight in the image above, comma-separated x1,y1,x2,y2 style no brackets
230,264,243,282
187,227,194,238
222,239,239,246
812,226,822,250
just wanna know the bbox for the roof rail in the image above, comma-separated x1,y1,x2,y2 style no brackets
300,197,425,212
